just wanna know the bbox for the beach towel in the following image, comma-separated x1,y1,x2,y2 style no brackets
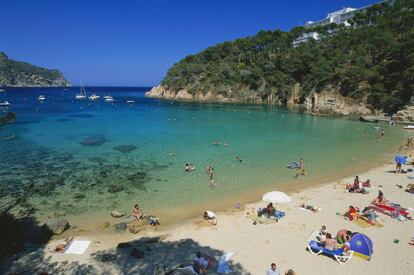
64,240,91,255
354,218,383,228
299,206,321,213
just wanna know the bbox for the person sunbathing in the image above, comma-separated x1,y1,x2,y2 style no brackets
133,204,144,223
299,203,319,213
372,191,388,205
362,207,377,225
53,236,74,253
261,203,276,217
203,211,217,225
320,233,337,251
406,184,414,194
344,205,359,221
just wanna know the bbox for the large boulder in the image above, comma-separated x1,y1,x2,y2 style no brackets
43,216,69,235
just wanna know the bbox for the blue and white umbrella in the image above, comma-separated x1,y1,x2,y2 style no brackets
394,155,407,165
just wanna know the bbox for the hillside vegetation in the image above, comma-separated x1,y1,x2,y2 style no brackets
161,0,414,114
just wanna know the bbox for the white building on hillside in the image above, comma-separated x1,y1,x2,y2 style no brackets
293,6,359,46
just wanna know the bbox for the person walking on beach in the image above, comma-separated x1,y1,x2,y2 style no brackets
266,263,280,275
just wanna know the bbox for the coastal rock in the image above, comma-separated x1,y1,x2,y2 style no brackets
43,216,69,235
130,247,145,259
98,221,110,229
303,85,372,116
80,136,107,147
113,145,137,153
129,225,140,234
114,222,127,233
117,242,132,248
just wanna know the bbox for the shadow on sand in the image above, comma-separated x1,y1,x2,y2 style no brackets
1,234,250,274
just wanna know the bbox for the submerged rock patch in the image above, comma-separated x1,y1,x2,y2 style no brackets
113,145,137,153
80,135,107,147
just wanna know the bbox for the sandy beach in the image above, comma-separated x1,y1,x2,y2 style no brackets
3,157,414,274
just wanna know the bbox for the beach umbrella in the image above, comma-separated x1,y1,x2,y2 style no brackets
394,155,407,164
262,191,291,204
349,233,374,260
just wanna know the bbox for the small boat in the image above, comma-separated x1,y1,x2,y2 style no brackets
104,96,115,102
0,101,10,107
2,134,15,141
359,116,378,123
103,95,112,99
126,100,135,104
0,89,6,92
76,83,87,100
88,94,100,101
38,95,46,101
403,125,414,130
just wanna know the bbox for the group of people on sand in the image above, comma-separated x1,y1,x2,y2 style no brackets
346,175,370,194
316,225,354,252
132,204,160,226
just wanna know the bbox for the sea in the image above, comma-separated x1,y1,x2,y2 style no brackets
0,87,404,228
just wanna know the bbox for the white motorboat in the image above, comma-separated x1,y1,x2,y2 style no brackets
38,95,46,101
0,101,10,107
88,94,100,101
0,89,6,92
403,125,414,130
126,100,135,104
104,96,115,102
76,83,87,100
103,95,112,99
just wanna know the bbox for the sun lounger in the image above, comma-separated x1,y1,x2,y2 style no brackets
307,240,353,265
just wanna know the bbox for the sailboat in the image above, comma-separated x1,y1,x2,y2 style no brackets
76,83,87,100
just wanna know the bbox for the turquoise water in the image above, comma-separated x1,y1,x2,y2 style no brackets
0,87,403,225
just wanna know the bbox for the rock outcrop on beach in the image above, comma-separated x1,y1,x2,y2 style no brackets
0,52,71,87
149,0,414,116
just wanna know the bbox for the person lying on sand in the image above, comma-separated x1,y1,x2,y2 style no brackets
133,204,144,223
53,236,73,253
299,203,319,213
203,211,217,225
362,207,377,225
372,190,388,205
406,184,414,194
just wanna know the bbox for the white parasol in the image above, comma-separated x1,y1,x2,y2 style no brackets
262,191,292,204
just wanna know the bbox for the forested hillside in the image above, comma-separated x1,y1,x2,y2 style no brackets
159,0,413,114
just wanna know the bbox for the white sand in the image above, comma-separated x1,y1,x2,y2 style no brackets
4,161,414,274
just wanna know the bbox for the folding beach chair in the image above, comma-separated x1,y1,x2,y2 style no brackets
307,240,353,265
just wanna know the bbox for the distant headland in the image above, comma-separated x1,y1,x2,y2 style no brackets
0,52,71,87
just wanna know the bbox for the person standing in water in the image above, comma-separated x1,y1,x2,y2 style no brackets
299,158,304,169
380,129,385,139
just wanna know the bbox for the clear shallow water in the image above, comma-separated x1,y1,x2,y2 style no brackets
0,87,403,224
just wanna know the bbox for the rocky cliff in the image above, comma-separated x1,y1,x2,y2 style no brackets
146,84,373,116
0,52,71,87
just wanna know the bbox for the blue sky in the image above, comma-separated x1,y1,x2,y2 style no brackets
1,0,378,86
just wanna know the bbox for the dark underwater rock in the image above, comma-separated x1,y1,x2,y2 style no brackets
107,184,124,193
113,145,137,153
80,135,107,147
